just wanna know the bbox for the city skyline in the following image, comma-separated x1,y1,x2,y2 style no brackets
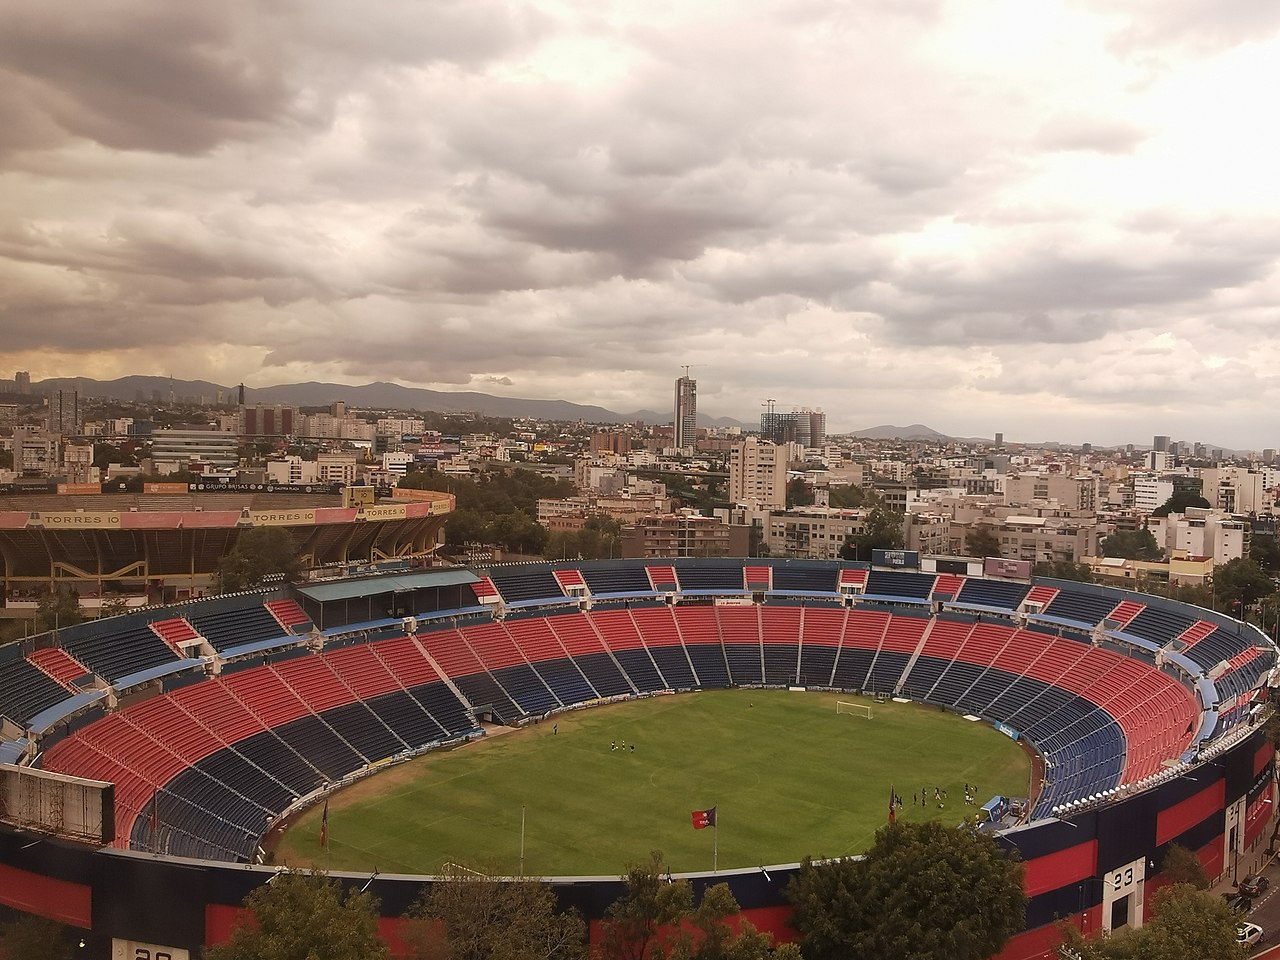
2,2,1279,448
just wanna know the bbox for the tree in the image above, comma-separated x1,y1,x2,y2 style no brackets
596,852,790,960
786,478,814,509
786,820,1025,960
204,868,387,960
98,594,130,619
0,915,75,960
826,484,867,509
217,526,302,592
846,505,905,560
1150,492,1211,517
1101,528,1163,561
1033,560,1093,583
965,526,1002,560
1159,844,1208,890
1057,883,1245,960
35,591,83,632
1249,533,1280,573
402,869,587,960
1211,557,1274,613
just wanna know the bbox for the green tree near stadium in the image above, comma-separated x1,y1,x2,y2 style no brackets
1056,883,1245,960
0,915,76,960
402,868,587,960
204,868,386,960
35,590,83,632
965,525,1002,560
217,526,302,592
597,851,800,960
785,820,1025,960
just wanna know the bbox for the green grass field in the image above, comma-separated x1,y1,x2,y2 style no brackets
275,689,1030,876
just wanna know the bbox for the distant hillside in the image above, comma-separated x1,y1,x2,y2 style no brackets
34,376,749,428
851,423,954,441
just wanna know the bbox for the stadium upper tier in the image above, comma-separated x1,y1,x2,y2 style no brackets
0,558,1274,863
0,490,453,590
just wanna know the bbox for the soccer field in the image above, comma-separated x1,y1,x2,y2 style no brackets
274,689,1030,876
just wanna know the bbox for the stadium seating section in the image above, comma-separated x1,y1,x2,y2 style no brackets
4,561,1273,863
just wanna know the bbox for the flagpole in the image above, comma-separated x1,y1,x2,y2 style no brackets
520,805,526,878
713,807,718,874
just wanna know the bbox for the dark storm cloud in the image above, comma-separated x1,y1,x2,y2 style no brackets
0,0,546,156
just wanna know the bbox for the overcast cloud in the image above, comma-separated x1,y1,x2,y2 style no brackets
2,0,1278,448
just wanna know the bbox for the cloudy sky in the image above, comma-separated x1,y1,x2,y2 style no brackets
2,0,1278,447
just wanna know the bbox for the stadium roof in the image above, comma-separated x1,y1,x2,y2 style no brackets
296,569,479,603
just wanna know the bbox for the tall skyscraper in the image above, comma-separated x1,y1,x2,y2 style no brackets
48,389,82,436
674,370,697,450
14,371,30,393
1153,435,1170,453
760,408,825,448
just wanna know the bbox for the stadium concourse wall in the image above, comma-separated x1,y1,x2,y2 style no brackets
0,557,1276,959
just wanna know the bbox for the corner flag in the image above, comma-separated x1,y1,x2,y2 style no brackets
888,786,896,824
691,807,717,830
320,800,329,847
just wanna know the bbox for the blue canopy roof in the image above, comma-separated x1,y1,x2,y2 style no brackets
28,689,110,736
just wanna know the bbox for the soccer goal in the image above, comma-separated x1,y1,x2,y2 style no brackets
836,700,873,719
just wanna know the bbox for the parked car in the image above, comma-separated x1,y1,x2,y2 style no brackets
1226,893,1254,914
1241,874,1271,897
1237,922,1264,948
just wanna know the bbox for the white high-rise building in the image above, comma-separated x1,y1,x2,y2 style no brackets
673,372,697,450
729,438,788,511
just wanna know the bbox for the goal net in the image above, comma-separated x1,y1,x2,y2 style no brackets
836,700,872,719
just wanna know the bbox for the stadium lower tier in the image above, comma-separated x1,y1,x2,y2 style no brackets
40,605,1201,860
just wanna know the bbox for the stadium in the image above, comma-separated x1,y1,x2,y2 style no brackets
0,555,1276,959
0,486,454,602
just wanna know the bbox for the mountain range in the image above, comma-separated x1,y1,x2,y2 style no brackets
35,376,751,429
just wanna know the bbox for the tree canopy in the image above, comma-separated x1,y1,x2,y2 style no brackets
965,525,1002,560
786,820,1025,960
402,869,587,960
1033,560,1093,583
205,869,387,960
217,525,302,592
840,504,905,560
0,915,76,960
1211,556,1276,612
1101,528,1163,561
1158,844,1208,890
35,591,83,632
1057,884,1245,960
1150,492,1211,517
596,851,798,960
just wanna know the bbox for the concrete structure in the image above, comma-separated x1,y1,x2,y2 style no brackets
12,429,58,478
760,408,826,448
1148,508,1249,565
239,403,297,437
673,372,697,450
1004,472,1098,512
621,512,745,558
150,429,239,474
729,438,789,511
761,506,867,560
47,389,82,437
988,514,1099,565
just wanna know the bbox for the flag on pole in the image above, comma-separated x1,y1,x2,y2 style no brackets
691,806,717,830
888,786,896,824
320,800,329,847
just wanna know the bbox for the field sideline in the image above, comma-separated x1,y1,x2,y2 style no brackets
275,689,1030,876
